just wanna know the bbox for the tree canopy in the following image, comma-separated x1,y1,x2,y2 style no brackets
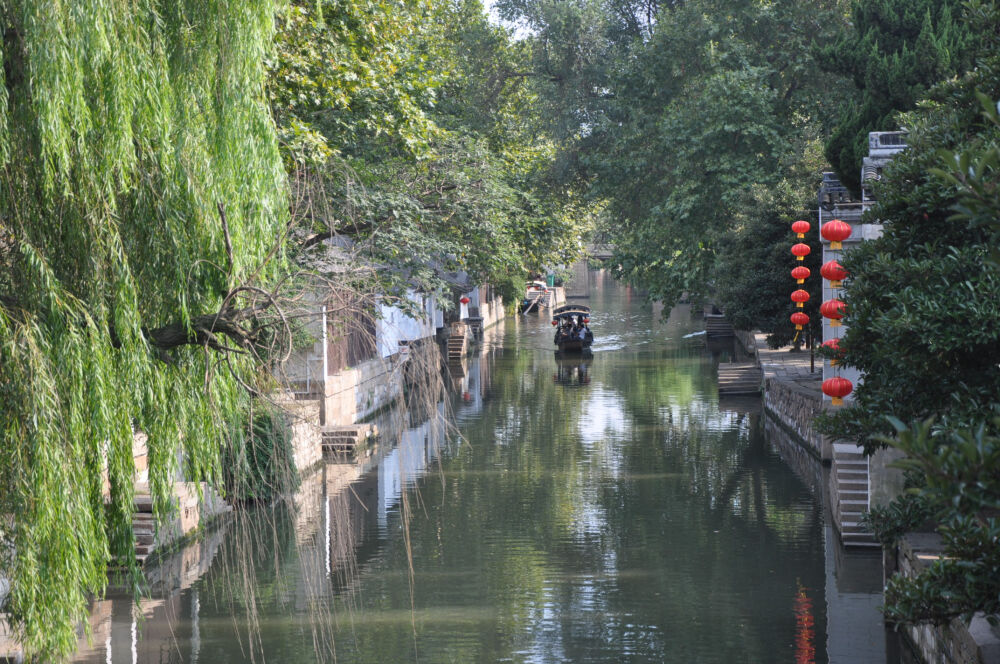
496,0,847,340
0,1,593,656
821,1,1000,624
0,1,288,657
819,0,980,194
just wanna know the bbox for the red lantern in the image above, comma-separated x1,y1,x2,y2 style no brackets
791,266,810,284
790,289,810,308
790,312,810,330
791,243,811,261
821,338,843,366
460,296,470,305
551,319,559,326
583,318,590,324
820,260,849,288
822,376,853,406
821,219,852,250
820,299,846,326
791,220,810,238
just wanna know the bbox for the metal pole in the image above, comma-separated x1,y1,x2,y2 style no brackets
810,327,815,373
322,304,328,393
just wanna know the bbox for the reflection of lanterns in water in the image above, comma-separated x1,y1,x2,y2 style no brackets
794,582,816,664
462,391,471,401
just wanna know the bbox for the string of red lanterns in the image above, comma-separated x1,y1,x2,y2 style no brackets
789,222,812,333
820,219,854,406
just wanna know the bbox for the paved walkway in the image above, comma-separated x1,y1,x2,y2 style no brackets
751,333,822,393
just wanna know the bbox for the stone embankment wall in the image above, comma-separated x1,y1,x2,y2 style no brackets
762,376,829,461
762,412,823,493
277,394,323,472
897,535,1000,664
322,357,402,429
479,293,506,329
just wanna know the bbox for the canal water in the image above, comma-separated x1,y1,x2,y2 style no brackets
73,272,895,663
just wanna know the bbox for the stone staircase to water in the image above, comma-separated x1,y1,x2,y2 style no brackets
717,362,762,396
446,331,467,363
831,443,878,547
321,423,378,458
705,314,734,338
133,494,155,563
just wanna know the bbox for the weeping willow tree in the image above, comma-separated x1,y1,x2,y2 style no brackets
0,1,289,658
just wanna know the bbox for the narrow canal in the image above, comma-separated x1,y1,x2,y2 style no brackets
75,272,895,663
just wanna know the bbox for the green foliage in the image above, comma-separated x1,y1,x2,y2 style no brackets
712,148,827,345
875,420,1000,624
499,0,849,316
820,65,1000,450
821,3,1000,626
222,409,300,504
0,1,287,658
268,0,445,162
929,91,1000,267
819,0,979,193
270,0,589,299
863,492,932,549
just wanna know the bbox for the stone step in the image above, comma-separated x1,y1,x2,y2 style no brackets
134,494,154,512
841,520,871,531
836,468,868,476
133,519,154,532
835,459,868,468
841,537,880,548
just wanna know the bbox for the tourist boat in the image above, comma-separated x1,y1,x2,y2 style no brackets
521,280,550,313
551,304,594,354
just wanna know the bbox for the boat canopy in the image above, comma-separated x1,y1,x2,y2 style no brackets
551,304,591,319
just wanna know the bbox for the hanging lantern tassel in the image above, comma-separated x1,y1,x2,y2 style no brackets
791,289,810,308
791,266,810,284
821,219,852,250
822,376,853,406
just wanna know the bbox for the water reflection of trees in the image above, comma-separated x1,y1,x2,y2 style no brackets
70,296,829,663
338,338,830,663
